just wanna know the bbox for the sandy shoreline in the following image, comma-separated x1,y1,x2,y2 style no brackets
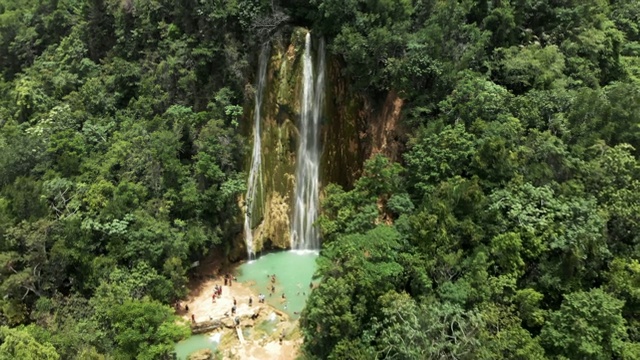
179,275,256,324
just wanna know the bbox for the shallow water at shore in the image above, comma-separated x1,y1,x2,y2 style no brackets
174,333,220,360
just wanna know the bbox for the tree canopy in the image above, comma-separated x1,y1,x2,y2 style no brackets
1,0,640,359
299,0,640,359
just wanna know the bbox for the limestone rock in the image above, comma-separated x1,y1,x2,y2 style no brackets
188,348,212,360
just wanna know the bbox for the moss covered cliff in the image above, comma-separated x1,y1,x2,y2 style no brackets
239,28,306,253
239,27,405,255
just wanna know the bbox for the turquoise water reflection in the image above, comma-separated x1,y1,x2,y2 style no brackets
236,250,319,319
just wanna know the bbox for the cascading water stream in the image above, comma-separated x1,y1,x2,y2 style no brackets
291,33,325,250
244,45,270,259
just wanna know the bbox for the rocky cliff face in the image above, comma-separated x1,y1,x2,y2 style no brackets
237,28,405,255
322,62,406,190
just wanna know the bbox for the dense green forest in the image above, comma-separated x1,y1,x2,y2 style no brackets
301,0,640,359
1,0,640,359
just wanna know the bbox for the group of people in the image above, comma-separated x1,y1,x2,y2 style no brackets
212,284,223,302
183,272,315,327
187,273,240,323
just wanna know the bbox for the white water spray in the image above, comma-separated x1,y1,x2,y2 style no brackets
244,45,270,259
291,33,325,250
209,332,222,343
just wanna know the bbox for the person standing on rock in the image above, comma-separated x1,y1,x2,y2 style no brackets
249,296,253,307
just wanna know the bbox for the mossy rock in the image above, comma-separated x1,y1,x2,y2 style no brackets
242,28,308,253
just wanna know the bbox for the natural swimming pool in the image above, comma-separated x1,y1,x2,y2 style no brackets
235,250,319,319
174,250,319,358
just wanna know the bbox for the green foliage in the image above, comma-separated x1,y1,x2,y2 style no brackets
374,292,487,359
317,155,408,242
301,225,407,359
3,0,640,358
0,0,251,357
312,0,416,90
27,295,105,360
0,326,59,360
476,303,546,359
493,44,567,93
304,1,640,357
404,122,475,198
106,299,189,360
540,289,630,359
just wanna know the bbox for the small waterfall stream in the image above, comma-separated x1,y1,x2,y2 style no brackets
291,33,325,250
244,45,270,259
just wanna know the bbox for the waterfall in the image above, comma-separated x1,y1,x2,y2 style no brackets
291,33,325,250
244,45,270,259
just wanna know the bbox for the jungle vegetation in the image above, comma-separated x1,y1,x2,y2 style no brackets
0,0,639,359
